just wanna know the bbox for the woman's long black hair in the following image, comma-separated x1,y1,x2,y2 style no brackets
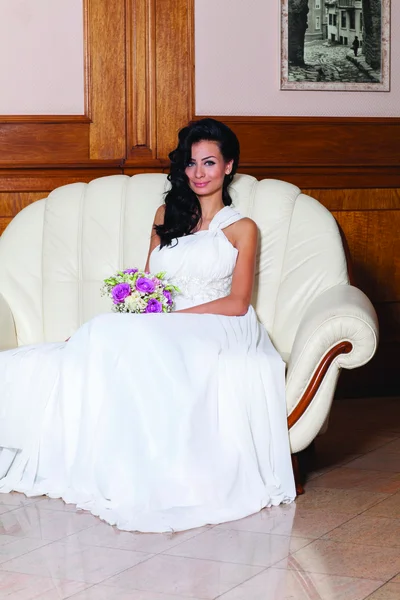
155,118,240,248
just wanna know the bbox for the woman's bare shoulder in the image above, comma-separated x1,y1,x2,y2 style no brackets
232,217,258,237
237,216,257,229
224,216,257,249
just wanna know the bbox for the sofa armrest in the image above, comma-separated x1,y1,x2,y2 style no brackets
286,284,378,415
0,293,17,350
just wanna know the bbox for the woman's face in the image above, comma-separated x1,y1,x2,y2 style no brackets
185,140,233,199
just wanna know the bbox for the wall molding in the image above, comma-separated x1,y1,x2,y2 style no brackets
0,116,91,124
126,0,157,161
231,165,400,189
124,0,194,167
191,116,400,188
0,162,122,193
83,0,91,119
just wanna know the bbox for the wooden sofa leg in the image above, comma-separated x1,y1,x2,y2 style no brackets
291,454,305,495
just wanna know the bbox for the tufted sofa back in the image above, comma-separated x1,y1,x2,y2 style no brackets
0,174,348,353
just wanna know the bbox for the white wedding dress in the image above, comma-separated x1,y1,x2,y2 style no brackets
0,206,295,532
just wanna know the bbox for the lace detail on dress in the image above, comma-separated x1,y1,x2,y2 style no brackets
171,274,232,305
150,206,244,310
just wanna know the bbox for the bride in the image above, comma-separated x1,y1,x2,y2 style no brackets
0,118,296,533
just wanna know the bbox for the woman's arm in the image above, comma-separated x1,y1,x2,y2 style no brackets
177,218,258,317
144,205,165,272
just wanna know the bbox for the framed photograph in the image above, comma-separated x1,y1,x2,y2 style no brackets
281,0,390,91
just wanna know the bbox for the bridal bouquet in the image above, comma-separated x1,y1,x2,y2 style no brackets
101,269,180,313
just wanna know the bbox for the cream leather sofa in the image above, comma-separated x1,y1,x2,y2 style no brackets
0,174,378,458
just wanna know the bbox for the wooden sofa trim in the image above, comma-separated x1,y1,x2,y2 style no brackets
287,340,353,430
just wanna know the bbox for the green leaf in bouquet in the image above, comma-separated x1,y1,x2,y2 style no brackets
165,284,181,293
104,278,118,286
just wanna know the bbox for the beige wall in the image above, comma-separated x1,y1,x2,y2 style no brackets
195,0,399,117
0,0,84,114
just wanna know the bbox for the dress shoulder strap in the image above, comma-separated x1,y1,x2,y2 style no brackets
209,206,244,232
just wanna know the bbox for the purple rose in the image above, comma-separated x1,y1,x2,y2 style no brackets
145,298,163,313
163,289,172,305
112,283,131,304
136,277,156,293
123,268,138,274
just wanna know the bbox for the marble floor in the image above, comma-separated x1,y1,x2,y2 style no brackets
0,396,399,599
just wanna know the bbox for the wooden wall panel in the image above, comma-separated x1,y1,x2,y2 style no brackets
88,0,126,159
0,192,46,235
200,117,400,189
240,166,400,189
0,192,43,233
0,219,11,235
126,0,157,161
303,188,400,211
125,0,193,167
0,123,90,162
0,195,14,217
0,164,122,193
376,304,400,342
154,0,194,159
332,210,400,303
0,192,46,215
219,117,400,167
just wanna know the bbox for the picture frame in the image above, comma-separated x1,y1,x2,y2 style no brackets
281,0,390,91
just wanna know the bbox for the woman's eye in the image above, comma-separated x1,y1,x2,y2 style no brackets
204,161,215,166
186,161,195,167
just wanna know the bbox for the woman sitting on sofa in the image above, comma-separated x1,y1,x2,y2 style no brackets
0,118,295,533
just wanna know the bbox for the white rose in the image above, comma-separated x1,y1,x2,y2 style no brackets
124,295,139,311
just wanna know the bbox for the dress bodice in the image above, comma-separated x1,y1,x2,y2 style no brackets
149,206,244,310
